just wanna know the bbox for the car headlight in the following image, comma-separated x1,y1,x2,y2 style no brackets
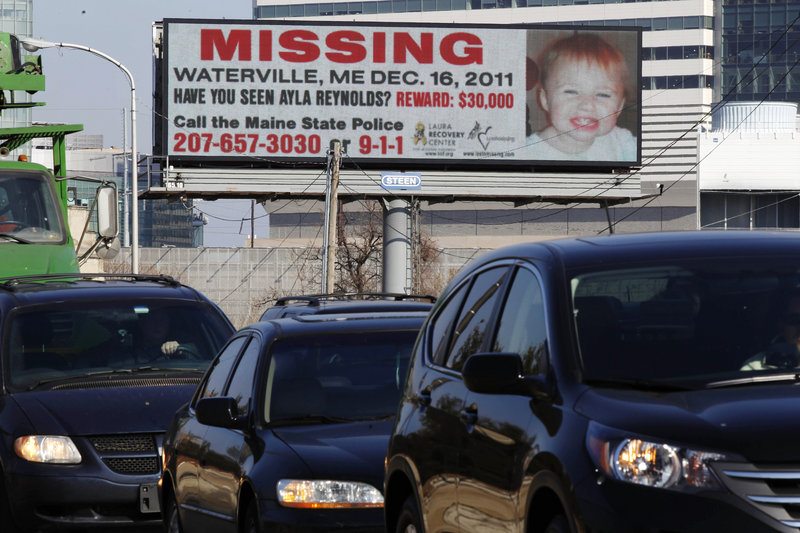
587,423,726,490
277,479,384,508
14,435,82,464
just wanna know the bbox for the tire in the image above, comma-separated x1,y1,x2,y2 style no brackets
241,499,261,533
395,494,423,533
544,514,570,533
164,494,183,533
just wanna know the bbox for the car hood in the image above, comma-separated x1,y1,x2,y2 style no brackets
575,384,800,462
11,384,198,436
272,419,393,488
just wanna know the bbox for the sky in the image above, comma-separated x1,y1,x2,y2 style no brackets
31,0,270,246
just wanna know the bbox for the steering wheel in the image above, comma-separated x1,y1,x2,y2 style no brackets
0,220,23,231
174,345,203,360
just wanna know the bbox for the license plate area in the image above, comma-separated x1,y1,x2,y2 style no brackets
139,483,160,513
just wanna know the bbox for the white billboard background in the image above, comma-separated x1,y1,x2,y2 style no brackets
162,21,640,167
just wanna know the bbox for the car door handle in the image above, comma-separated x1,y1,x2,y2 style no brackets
460,404,478,426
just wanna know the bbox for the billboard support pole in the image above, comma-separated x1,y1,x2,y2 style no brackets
383,196,412,294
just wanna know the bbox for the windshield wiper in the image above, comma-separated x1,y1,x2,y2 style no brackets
0,233,32,244
583,377,695,392
24,366,202,390
706,373,800,389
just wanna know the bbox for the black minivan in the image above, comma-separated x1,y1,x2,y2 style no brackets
0,274,234,532
385,231,800,533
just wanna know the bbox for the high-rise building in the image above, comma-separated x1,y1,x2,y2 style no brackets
253,0,800,235
0,0,32,136
252,0,716,239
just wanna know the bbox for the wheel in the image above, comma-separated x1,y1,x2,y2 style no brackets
164,493,183,533
174,345,203,360
544,514,570,533
395,495,422,533
0,220,23,231
241,499,261,533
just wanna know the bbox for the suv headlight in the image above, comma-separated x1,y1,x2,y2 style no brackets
587,422,727,490
14,435,82,464
277,479,383,508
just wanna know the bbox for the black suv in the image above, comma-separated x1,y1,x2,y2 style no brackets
385,231,800,533
0,274,234,532
259,292,435,320
160,309,428,532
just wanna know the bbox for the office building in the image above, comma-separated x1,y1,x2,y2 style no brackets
252,0,716,239
249,1,800,234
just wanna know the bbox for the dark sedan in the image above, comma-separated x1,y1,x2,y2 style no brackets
160,310,427,532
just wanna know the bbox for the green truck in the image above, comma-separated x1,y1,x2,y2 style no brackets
0,33,118,275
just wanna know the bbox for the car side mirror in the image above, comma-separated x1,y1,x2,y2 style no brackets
462,352,549,398
195,397,246,430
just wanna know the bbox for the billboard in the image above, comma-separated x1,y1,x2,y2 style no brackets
158,20,641,169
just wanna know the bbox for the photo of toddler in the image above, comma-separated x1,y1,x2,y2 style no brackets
525,31,637,162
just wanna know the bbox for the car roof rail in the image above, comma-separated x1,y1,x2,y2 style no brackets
0,273,181,291
273,292,436,306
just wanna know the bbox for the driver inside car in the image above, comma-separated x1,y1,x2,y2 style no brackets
741,292,800,371
137,307,196,362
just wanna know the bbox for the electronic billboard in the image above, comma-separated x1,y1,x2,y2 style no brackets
159,19,641,169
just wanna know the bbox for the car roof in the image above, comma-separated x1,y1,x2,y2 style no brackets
457,230,800,273
260,292,435,320
246,310,429,338
0,273,215,307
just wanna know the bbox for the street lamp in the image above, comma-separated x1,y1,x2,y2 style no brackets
18,37,139,274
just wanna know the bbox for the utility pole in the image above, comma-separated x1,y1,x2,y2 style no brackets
322,142,341,293
250,200,255,247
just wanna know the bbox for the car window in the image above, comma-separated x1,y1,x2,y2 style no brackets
445,267,509,372
264,330,420,423
225,337,261,418
198,336,248,400
492,267,548,376
429,282,469,366
5,300,232,391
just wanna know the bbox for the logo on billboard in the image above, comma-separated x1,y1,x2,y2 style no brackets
413,122,427,146
467,122,493,150
381,172,422,190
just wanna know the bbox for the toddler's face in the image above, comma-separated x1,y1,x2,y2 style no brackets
539,57,626,147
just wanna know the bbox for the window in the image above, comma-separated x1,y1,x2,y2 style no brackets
668,46,683,59
668,17,684,30
257,6,275,17
377,0,392,11
430,282,469,366
290,5,305,16
492,268,548,376
199,336,248,400
226,338,261,418
275,5,289,16
446,267,509,372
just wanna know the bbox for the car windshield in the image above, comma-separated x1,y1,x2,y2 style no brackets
571,257,800,388
0,171,67,244
5,300,232,391
265,330,419,423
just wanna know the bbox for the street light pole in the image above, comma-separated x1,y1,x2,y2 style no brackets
18,37,139,273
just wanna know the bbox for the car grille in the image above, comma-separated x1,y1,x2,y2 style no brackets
714,462,800,529
89,434,160,476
